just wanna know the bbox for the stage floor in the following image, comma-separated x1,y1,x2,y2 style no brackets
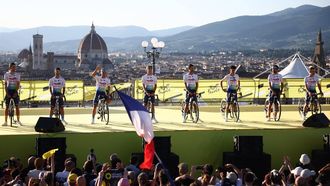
1,105,329,135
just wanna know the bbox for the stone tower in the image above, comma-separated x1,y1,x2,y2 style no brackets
33,34,45,70
312,29,326,76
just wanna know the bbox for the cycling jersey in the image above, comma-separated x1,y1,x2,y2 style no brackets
49,76,66,94
4,72,20,91
304,75,320,92
95,75,111,92
142,74,157,92
183,73,198,91
268,74,283,90
222,74,240,92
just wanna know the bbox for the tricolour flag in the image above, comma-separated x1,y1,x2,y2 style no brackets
116,90,155,169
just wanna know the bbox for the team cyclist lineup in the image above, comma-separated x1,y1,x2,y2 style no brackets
1,63,325,126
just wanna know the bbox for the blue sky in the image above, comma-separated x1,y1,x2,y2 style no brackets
1,0,329,30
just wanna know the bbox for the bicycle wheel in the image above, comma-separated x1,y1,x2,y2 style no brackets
233,101,240,122
181,101,188,122
191,101,199,123
104,103,110,125
264,99,269,118
220,99,226,113
189,101,194,121
274,100,281,121
298,99,305,119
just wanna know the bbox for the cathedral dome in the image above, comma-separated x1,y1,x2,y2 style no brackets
78,24,107,53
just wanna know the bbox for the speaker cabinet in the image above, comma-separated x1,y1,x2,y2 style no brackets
35,117,65,133
303,113,330,128
36,137,66,172
234,136,263,155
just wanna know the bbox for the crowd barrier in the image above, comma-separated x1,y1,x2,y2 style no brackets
134,79,330,102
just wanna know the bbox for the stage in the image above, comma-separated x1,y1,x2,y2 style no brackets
0,105,329,170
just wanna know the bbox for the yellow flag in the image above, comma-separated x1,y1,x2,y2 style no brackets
42,148,58,159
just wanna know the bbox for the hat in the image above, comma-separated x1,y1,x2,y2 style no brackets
68,173,78,183
300,169,316,178
226,172,237,183
118,178,130,186
299,154,310,165
291,167,303,176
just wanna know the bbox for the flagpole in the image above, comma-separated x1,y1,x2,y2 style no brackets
154,151,175,186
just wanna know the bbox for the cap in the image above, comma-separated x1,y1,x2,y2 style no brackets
300,169,316,178
68,173,78,183
299,154,310,165
291,167,303,176
226,172,237,183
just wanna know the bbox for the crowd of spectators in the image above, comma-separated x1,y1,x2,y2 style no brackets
0,151,329,186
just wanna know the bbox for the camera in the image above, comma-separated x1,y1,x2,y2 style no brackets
103,170,112,182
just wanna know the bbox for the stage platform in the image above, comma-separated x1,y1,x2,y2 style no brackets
0,105,329,171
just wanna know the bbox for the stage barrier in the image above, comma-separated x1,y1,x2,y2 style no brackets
134,79,330,102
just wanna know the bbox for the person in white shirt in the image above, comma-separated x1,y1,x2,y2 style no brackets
90,66,111,124
183,64,199,123
2,63,22,126
141,65,158,123
220,65,240,122
266,65,284,121
49,67,67,124
303,66,323,119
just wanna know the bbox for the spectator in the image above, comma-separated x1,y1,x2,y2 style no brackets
127,171,136,186
27,158,44,180
77,175,87,186
175,163,195,186
137,172,150,186
159,169,169,186
298,154,313,170
269,169,285,186
316,163,330,186
83,160,97,186
126,155,140,176
56,159,75,184
243,171,256,186
118,178,130,186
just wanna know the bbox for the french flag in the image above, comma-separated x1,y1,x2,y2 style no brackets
117,90,155,170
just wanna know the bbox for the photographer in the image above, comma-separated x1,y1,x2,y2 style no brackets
96,163,125,186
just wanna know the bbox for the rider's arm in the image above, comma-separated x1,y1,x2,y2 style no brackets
4,81,8,95
268,81,272,92
317,82,323,94
196,82,199,92
280,82,284,93
304,82,310,94
62,87,66,95
153,84,157,92
238,79,241,91
90,66,101,77
49,80,53,95
220,78,224,91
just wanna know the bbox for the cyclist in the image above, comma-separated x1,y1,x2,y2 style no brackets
220,65,240,122
183,64,199,123
2,63,22,126
90,65,111,124
266,65,284,121
142,65,158,123
49,67,67,124
303,66,323,119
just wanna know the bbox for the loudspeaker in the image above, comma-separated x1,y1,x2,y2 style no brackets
36,137,66,172
311,150,330,171
234,136,263,155
154,136,171,155
154,152,179,178
223,152,271,183
35,117,65,133
303,113,330,128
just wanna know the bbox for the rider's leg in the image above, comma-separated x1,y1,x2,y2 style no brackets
16,106,20,122
268,103,272,118
60,107,64,120
4,107,8,122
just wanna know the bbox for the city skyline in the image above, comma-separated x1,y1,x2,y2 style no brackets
1,0,330,30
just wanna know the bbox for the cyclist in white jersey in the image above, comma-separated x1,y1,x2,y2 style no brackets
49,67,67,124
220,65,240,122
183,64,199,123
2,63,22,126
90,66,111,124
142,65,158,123
266,65,284,121
303,66,323,118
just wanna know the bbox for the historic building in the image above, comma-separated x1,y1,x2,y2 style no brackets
18,23,112,72
312,29,326,76
77,23,113,70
